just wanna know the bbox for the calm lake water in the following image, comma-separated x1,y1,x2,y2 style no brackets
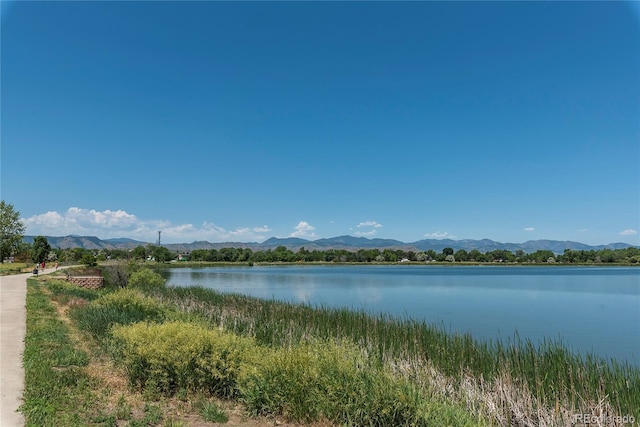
161,265,640,365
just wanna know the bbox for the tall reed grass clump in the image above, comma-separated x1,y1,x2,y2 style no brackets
239,339,482,426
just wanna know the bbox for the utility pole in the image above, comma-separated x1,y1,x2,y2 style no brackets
158,231,161,246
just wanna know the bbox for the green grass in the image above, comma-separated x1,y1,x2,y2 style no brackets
21,279,95,426
22,279,207,426
198,400,228,423
0,262,28,274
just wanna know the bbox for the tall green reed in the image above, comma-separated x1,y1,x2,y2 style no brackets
151,285,640,418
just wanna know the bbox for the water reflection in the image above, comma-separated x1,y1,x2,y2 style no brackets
162,265,640,364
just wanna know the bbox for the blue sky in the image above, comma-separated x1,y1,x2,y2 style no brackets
2,1,639,245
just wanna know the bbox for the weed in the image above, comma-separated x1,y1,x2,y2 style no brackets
143,402,163,424
115,395,132,420
198,400,228,423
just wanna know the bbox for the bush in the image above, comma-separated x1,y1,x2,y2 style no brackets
70,289,168,340
112,321,260,397
80,253,97,267
128,268,165,290
101,262,141,288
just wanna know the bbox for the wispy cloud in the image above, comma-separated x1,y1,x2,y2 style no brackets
523,227,535,232
22,207,270,243
356,221,382,228
354,220,382,236
424,231,456,239
578,229,588,232
290,221,317,239
619,229,638,236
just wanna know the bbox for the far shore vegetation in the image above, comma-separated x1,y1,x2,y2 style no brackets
21,263,639,426
5,242,640,270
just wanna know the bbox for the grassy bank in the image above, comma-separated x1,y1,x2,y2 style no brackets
147,285,639,424
0,262,29,275
24,269,639,426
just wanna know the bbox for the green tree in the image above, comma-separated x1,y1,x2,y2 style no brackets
81,252,97,267
382,249,398,262
30,236,51,264
0,201,26,261
454,249,469,262
131,246,147,260
149,245,173,263
442,247,454,256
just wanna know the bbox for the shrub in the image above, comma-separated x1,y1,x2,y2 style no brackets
80,253,97,267
70,289,168,340
111,321,260,397
128,268,166,289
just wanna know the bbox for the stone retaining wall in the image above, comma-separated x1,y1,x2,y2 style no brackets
68,276,104,289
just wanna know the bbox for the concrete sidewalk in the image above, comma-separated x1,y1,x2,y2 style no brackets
1,267,58,426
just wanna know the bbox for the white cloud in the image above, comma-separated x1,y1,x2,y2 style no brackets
290,221,317,239
24,207,139,235
22,211,65,228
578,229,588,232
354,220,382,237
424,231,456,239
523,227,535,232
23,207,271,243
356,221,382,228
619,229,638,236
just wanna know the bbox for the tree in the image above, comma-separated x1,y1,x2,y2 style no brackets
415,252,428,262
31,236,51,264
454,249,469,262
382,249,398,262
81,252,97,267
149,245,173,263
0,201,26,261
131,246,147,260
468,249,484,262
442,247,454,256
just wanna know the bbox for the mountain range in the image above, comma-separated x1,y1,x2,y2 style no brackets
23,235,636,254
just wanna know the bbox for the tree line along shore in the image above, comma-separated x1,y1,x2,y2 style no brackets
9,241,640,267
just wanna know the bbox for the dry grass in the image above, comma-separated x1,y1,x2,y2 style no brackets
390,357,633,427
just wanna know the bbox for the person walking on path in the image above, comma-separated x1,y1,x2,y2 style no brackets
0,265,58,426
